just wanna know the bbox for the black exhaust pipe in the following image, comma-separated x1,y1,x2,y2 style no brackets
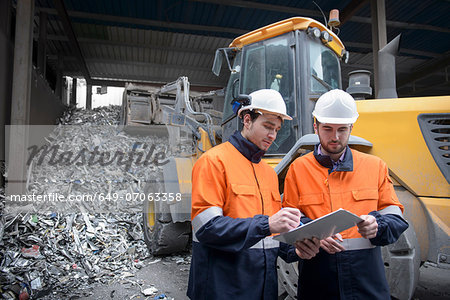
377,34,401,99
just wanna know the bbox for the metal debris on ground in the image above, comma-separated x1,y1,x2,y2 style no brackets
153,293,171,300
0,200,151,298
142,286,158,296
172,255,191,265
1,106,191,299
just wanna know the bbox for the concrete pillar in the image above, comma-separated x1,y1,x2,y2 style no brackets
371,0,387,98
0,0,12,187
86,83,92,110
71,77,77,106
55,53,63,101
37,11,47,77
8,0,35,196
1,0,12,37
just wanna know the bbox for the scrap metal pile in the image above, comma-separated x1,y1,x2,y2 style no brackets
24,109,171,214
1,106,190,299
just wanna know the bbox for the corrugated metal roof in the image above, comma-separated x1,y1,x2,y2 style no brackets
30,0,450,96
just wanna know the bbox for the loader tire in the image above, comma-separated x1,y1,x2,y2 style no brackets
382,225,420,300
277,258,298,300
142,182,191,255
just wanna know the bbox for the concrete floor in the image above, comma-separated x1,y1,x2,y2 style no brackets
76,255,450,300
413,263,450,300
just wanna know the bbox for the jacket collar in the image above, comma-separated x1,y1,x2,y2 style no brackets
313,144,353,173
228,130,266,163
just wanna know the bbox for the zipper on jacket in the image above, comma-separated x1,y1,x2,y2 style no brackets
251,163,265,215
325,174,334,211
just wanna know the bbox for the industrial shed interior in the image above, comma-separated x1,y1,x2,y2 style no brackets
0,1,450,299
1,0,450,186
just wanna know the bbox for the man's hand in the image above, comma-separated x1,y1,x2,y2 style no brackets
320,233,345,254
357,215,378,239
295,238,320,259
269,208,301,233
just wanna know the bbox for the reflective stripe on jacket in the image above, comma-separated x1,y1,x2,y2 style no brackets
283,146,408,300
188,139,282,300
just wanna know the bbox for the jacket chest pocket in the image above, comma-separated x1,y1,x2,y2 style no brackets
351,189,379,215
229,184,260,217
352,189,378,201
299,193,324,206
231,184,257,196
263,190,281,215
298,193,328,218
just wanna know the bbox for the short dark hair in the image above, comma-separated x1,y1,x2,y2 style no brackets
241,110,260,121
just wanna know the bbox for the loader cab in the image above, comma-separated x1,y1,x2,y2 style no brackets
214,17,345,156
219,34,295,154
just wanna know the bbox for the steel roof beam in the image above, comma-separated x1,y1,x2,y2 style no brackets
53,0,91,83
340,0,370,25
398,80,450,97
45,35,219,55
45,33,439,59
87,58,212,73
344,41,439,58
89,78,223,91
191,0,450,34
350,15,450,34
39,3,450,36
63,73,225,88
39,7,247,36
47,55,214,73
190,0,322,17
397,51,450,87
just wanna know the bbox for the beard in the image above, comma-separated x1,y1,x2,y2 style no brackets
317,133,349,156
322,141,346,154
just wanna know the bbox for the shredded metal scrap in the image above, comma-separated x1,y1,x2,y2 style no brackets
58,105,121,126
0,211,150,299
1,106,190,299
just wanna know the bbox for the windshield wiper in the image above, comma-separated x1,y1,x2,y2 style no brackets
312,74,332,91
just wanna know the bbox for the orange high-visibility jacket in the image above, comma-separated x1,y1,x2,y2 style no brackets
283,147,408,300
283,148,404,239
188,138,287,300
191,142,281,221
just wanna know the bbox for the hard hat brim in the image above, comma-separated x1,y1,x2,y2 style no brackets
238,106,292,121
258,108,293,121
314,115,358,124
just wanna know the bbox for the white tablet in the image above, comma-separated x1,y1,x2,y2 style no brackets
273,208,363,245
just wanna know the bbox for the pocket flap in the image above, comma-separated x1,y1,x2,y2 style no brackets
300,193,324,205
231,184,257,195
352,189,378,201
271,190,281,202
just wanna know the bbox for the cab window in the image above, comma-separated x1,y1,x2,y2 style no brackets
310,41,341,94
240,34,295,154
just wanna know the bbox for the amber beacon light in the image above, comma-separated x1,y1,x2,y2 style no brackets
328,9,340,27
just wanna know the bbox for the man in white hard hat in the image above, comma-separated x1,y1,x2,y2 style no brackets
187,89,320,299
283,89,409,299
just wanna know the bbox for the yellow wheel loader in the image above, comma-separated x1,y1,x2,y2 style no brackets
135,17,449,299
120,77,223,254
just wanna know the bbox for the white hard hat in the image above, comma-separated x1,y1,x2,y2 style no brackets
238,89,292,121
312,89,359,124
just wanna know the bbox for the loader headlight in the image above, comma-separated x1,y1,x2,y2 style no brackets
307,27,321,38
321,31,332,43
